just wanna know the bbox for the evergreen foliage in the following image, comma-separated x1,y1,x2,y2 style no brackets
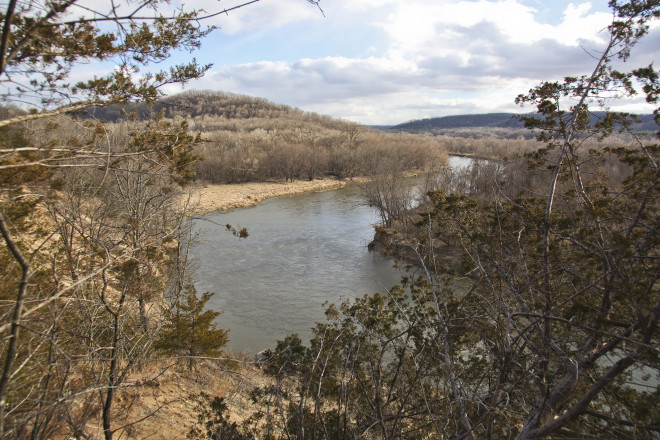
156,282,229,370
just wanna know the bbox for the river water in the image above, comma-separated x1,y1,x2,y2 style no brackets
190,183,403,352
191,157,471,353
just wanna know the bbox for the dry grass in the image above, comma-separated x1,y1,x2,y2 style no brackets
108,356,272,439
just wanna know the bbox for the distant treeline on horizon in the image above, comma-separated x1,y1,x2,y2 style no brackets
389,111,658,132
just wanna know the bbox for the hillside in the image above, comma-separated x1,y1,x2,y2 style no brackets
392,111,657,134
85,91,308,124
82,90,448,185
393,113,526,130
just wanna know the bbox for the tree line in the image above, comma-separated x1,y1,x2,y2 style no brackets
82,90,449,184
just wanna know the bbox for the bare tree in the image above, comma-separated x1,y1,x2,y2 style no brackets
0,0,302,436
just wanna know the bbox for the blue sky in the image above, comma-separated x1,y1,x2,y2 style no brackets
84,0,660,125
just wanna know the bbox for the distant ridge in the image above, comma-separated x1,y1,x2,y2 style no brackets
392,112,657,132
393,113,525,130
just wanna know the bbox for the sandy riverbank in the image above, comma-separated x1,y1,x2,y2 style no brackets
182,178,354,216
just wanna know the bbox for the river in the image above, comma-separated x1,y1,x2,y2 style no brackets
190,183,403,352
190,156,471,353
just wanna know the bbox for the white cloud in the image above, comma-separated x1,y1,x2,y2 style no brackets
378,0,611,59
181,0,321,34
164,0,660,124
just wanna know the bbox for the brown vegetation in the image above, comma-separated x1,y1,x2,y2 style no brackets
143,90,448,185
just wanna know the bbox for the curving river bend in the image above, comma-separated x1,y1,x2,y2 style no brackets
191,157,471,353
190,183,402,352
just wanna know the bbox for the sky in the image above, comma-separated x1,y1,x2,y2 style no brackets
92,0,660,125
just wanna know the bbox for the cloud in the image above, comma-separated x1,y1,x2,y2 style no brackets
171,0,658,124
378,0,611,58
200,19,612,98
206,57,417,104
181,0,322,34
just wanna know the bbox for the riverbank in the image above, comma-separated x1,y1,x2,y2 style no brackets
183,178,352,216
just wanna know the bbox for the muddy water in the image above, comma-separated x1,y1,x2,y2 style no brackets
191,157,472,352
190,183,403,352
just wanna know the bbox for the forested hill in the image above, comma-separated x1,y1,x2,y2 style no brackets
392,112,657,132
84,90,335,127
78,90,448,184
393,113,525,130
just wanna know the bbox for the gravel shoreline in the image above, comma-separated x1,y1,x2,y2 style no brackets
182,178,352,216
